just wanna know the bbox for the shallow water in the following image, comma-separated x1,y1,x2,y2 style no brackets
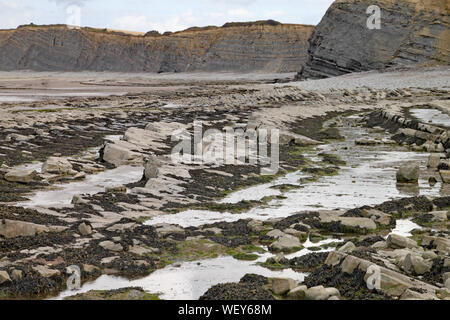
19,165,143,208
53,237,339,300
410,108,450,127
389,219,422,238
145,118,442,228
0,96,39,103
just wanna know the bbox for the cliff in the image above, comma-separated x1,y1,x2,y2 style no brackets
0,22,314,73
298,0,450,79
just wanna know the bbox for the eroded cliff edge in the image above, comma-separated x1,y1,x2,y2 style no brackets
298,0,449,79
0,22,314,73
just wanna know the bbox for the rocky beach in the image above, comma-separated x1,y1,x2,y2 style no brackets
0,0,449,303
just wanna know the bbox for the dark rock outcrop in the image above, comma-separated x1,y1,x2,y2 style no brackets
0,23,314,73
297,0,449,79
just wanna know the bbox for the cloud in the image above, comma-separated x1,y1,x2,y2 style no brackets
49,0,91,6
113,13,191,33
264,10,284,17
227,8,253,19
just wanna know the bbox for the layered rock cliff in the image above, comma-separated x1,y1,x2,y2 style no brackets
0,23,314,73
298,0,449,79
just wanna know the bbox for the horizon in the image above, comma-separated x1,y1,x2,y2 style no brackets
0,0,335,33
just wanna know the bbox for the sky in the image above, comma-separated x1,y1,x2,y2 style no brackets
0,0,335,33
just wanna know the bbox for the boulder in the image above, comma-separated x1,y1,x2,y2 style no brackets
305,286,339,300
144,157,161,180
443,272,450,283
271,278,297,295
129,245,159,256
247,220,266,233
99,241,123,252
324,251,345,267
427,211,447,222
0,219,49,239
266,229,286,239
41,157,73,174
427,153,441,169
387,234,418,249
422,251,438,260
82,264,100,274
337,241,356,253
436,288,450,300
283,228,306,237
341,255,360,274
269,234,302,252
78,222,92,236
400,289,438,300
154,224,185,237
32,265,60,278
102,141,143,166
396,163,419,183
100,256,120,265
4,169,37,183
287,285,307,300
445,279,450,290
71,194,88,205
106,223,138,233
403,253,432,275
10,269,22,281
439,170,450,184
0,270,11,284
336,217,377,231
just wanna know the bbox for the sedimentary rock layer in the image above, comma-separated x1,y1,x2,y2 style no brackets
298,0,450,79
0,23,314,73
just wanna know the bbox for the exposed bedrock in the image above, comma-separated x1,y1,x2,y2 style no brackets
297,0,450,79
0,23,314,73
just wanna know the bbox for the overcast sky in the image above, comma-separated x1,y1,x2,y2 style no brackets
0,0,335,33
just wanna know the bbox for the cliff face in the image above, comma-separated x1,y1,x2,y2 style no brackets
298,0,449,79
0,24,314,73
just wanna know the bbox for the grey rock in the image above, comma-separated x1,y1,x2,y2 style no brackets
41,157,73,174
269,234,302,252
247,220,266,233
10,269,23,281
387,234,418,249
78,222,93,236
305,285,339,300
102,141,143,166
297,0,449,79
403,253,432,275
99,241,124,252
4,169,37,183
266,229,286,239
0,219,49,239
32,265,60,278
0,270,11,284
144,157,160,180
396,163,419,183
272,278,297,295
287,285,307,300
427,153,441,169
0,24,313,73
337,241,356,253
82,264,100,274
154,224,185,237
325,251,345,267
341,255,360,274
